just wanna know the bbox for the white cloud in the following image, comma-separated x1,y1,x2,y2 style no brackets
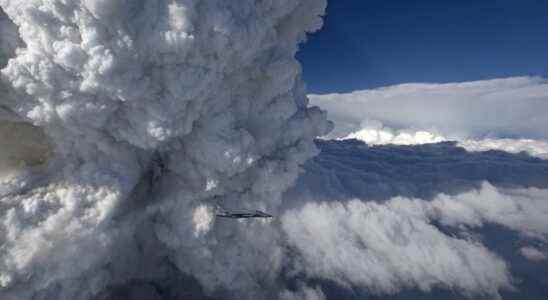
339,122,548,159
395,183,548,239
458,139,548,159
192,204,214,237
310,77,548,158
311,77,548,140
283,183,548,298
341,120,446,145
520,247,547,262
282,192,512,297
280,285,326,300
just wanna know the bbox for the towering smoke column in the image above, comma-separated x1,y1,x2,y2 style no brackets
0,1,329,299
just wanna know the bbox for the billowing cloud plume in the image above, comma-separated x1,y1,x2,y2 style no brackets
0,1,329,299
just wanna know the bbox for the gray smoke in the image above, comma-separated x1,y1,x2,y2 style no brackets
0,1,329,299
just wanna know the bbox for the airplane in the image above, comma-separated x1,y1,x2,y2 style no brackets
215,206,274,219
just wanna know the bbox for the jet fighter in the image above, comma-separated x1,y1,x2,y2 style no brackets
215,206,273,219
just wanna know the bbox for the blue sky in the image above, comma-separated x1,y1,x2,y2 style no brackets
297,0,548,93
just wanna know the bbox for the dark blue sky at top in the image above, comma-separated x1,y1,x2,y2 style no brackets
297,0,548,94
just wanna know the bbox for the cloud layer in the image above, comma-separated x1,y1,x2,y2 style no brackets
289,139,548,202
283,140,548,300
310,77,548,141
282,182,548,299
282,189,513,298
282,81,548,297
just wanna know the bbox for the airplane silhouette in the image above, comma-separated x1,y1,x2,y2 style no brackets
215,206,273,219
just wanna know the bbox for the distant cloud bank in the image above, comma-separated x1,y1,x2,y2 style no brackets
310,77,548,158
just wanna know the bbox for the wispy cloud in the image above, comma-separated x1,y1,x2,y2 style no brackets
283,182,548,298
